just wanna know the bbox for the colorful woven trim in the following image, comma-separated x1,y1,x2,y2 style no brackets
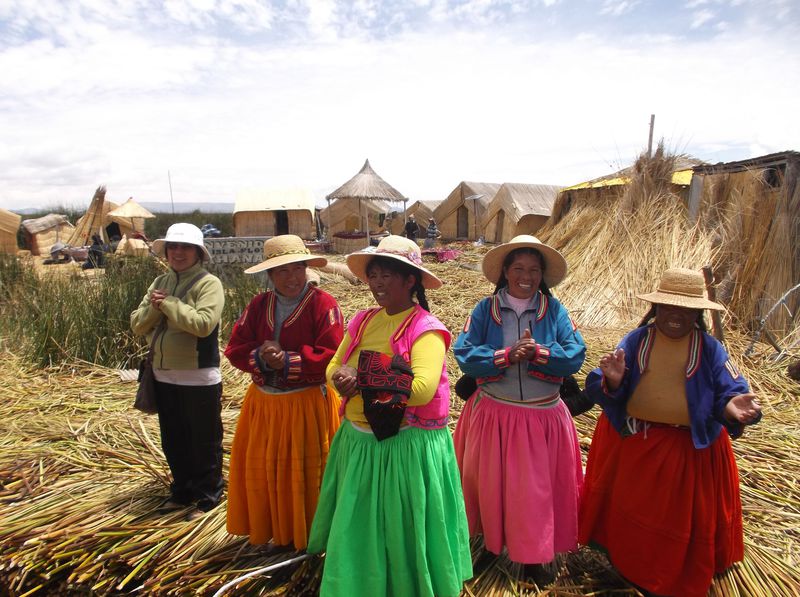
264,292,276,331
637,327,656,372
536,292,548,321
724,359,740,380
283,287,315,328
493,347,510,369
685,329,702,378
463,315,471,332
391,309,418,345
248,348,261,374
286,351,302,381
532,344,550,365
405,411,449,429
376,247,423,266
490,295,502,325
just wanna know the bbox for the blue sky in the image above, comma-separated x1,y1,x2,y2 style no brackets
1,0,798,210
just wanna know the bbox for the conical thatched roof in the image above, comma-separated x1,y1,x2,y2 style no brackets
107,198,155,220
326,159,407,202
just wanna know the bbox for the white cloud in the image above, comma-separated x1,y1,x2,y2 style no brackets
1,1,798,209
691,8,716,28
600,0,640,17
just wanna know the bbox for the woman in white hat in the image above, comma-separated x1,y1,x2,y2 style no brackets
307,235,472,597
453,234,586,585
130,223,225,521
580,268,761,596
223,235,344,551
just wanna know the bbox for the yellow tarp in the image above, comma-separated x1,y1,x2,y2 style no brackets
564,169,693,191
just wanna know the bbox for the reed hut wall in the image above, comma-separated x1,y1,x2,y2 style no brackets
68,199,140,246
233,210,315,238
692,154,800,335
321,198,389,236
0,208,21,255
21,215,74,256
433,181,500,241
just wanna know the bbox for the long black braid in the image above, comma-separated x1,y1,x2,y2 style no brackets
366,256,430,312
492,247,552,297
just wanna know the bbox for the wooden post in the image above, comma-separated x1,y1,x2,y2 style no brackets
702,265,725,344
647,114,655,157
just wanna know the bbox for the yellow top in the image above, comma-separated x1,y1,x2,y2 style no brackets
626,328,691,426
326,306,446,426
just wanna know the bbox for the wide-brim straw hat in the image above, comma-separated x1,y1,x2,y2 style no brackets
152,223,211,261
638,267,724,311
481,234,568,287
346,235,442,289
244,234,327,274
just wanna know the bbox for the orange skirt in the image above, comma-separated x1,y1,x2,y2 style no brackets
226,383,340,548
579,414,743,597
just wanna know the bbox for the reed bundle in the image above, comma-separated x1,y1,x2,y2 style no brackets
1,249,798,595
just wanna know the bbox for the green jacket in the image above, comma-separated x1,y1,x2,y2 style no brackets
130,261,224,370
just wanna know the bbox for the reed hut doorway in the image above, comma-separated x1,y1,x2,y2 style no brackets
457,206,469,238
274,210,289,235
494,210,505,243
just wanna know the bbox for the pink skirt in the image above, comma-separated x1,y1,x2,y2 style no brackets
453,391,583,564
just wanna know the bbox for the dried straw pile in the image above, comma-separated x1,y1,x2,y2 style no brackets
1,247,799,595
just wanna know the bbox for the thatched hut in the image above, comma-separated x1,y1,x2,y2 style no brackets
0,207,22,255
68,186,145,246
483,183,563,243
433,181,501,240
21,214,74,256
233,189,317,238
388,200,441,235
325,159,407,253
687,150,800,335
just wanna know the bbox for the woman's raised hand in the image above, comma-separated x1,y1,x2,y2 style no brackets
724,393,761,425
598,348,626,391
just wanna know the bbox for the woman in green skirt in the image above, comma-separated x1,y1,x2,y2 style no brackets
307,235,472,596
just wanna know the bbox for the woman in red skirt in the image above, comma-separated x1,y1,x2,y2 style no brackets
580,268,762,596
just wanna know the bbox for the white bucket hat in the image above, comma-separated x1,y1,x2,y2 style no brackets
152,223,211,261
481,234,567,288
346,235,442,289
638,268,724,311
245,234,327,274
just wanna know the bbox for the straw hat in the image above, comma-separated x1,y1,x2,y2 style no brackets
245,234,327,274
152,223,211,261
638,268,724,311
481,234,567,287
346,235,443,289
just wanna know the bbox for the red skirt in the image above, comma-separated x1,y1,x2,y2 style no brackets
579,414,743,597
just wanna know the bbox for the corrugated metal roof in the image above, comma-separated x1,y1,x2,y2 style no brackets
234,189,317,214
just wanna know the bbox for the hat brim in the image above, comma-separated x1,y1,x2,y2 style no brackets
152,239,212,262
346,252,442,290
244,253,327,275
638,291,725,311
481,240,567,287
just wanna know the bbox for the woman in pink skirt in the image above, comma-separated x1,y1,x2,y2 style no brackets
453,235,586,586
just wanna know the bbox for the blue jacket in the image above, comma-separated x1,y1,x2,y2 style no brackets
585,324,755,449
454,291,586,384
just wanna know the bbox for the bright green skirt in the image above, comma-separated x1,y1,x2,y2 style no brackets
308,421,473,597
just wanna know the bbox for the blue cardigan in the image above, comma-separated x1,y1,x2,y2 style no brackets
585,324,755,449
454,291,586,384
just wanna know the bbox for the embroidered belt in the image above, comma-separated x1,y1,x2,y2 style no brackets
480,388,560,409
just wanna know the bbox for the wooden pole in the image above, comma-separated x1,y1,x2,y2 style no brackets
647,114,655,157
702,265,725,344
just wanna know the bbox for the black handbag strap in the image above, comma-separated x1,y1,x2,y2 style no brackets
146,270,209,360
